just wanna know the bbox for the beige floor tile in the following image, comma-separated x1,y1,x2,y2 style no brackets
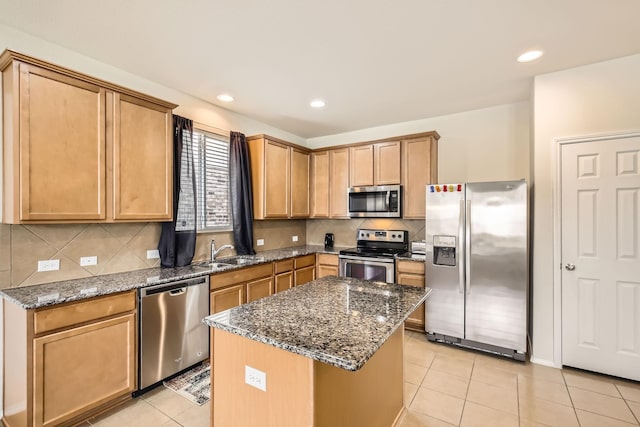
159,420,182,427
617,384,640,403
474,353,524,374
423,368,470,399
467,380,518,415
91,399,171,427
406,382,420,406
429,342,477,361
471,364,518,390
405,345,437,368
519,420,549,427
430,354,475,379
398,409,458,427
563,370,621,397
406,361,429,385
410,387,465,426
172,401,211,427
568,387,636,424
142,386,196,418
519,396,580,427
460,401,519,427
625,400,640,422
576,409,639,427
517,375,572,407
517,363,565,384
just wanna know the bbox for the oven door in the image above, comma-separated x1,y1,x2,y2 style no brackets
339,255,395,283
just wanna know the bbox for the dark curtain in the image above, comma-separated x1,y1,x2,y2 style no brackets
229,131,256,255
158,115,197,267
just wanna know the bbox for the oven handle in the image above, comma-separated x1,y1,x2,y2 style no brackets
338,255,395,265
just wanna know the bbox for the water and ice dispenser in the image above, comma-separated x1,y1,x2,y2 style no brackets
433,235,456,266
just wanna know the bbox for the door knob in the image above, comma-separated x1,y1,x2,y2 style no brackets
565,264,576,271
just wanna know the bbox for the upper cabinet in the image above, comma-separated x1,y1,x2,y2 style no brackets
310,150,330,218
0,50,176,224
247,135,310,220
402,134,439,218
349,141,401,186
330,148,350,218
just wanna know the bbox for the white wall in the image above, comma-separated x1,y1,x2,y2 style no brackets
308,102,531,184
532,53,640,365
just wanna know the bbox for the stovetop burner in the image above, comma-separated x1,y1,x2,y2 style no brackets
339,228,409,259
339,247,411,259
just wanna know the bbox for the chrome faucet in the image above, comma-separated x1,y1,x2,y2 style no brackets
211,239,234,261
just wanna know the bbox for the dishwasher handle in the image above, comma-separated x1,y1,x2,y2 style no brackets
140,276,208,297
169,288,186,296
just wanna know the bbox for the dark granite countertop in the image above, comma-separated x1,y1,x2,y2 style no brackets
0,245,344,309
204,276,431,371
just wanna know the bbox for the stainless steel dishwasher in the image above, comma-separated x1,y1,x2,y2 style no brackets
137,275,210,393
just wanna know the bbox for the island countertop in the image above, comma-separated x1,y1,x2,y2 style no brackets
204,276,431,371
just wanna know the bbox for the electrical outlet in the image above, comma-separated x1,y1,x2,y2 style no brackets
245,365,266,391
256,239,264,246
292,235,298,242
38,259,60,272
80,256,98,266
147,249,160,259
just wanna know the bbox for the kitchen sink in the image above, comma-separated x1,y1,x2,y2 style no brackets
194,255,267,269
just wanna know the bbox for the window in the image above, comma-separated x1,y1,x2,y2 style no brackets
176,127,232,232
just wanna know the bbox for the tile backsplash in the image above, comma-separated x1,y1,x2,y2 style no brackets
306,218,425,247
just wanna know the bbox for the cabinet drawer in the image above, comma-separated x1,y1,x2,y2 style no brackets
274,259,294,274
396,260,425,275
317,253,338,267
210,263,273,290
294,254,315,269
34,291,135,335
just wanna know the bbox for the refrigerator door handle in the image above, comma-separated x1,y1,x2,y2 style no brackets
458,199,465,294
465,200,472,294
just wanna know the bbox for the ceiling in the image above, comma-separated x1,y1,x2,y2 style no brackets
1,0,640,139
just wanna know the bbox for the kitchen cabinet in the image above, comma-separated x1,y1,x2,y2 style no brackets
402,134,439,218
396,260,426,332
3,291,136,427
210,263,274,312
0,50,175,224
310,151,330,218
247,135,310,219
316,253,339,278
349,141,400,187
294,254,316,286
330,148,350,218
274,259,294,293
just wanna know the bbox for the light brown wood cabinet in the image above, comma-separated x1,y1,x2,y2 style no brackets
316,253,339,278
330,148,350,218
294,254,316,286
274,259,294,293
247,135,310,219
402,135,439,218
349,141,401,186
310,151,330,218
3,291,136,427
396,260,426,332
0,50,175,224
210,263,274,312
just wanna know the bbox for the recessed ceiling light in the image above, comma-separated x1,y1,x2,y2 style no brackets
310,99,326,108
517,50,544,63
217,94,234,102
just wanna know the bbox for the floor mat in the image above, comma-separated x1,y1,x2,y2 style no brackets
163,361,211,405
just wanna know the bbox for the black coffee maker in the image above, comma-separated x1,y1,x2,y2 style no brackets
324,233,335,249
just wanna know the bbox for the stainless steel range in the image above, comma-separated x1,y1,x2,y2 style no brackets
339,229,409,283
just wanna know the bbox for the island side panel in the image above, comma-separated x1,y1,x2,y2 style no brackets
212,328,314,427
314,328,404,427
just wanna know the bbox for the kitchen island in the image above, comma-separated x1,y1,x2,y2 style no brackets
204,275,431,427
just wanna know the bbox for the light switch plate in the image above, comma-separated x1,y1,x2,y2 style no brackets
257,239,264,246
80,256,98,266
38,259,60,272
147,249,160,259
292,235,298,242
245,365,266,391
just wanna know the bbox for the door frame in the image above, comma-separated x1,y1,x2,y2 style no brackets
551,129,640,369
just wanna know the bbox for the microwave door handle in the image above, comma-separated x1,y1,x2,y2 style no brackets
386,191,391,209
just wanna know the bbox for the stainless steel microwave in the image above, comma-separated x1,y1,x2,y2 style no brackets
347,185,402,218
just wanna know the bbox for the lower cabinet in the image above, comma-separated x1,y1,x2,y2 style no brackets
210,263,274,313
3,291,136,427
294,254,316,286
316,253,339,278
274,259,294,294
396,260,426,332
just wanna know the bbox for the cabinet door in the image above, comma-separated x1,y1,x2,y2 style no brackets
211,284,245,314
403,137,437,218
316,254,339,278
375,141,401,185
397,261,426,331
295,266,315,286
330,148,350,218
317,265,338,278
290,148,310,218
310,151,330,218
349,145,374,187
33,313,135,427
18,63,106,221
246,277,273,302
275,271,294,293
113,94,172,220
264,140,291,218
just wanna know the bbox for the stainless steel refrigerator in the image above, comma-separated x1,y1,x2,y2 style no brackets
425,180,528,360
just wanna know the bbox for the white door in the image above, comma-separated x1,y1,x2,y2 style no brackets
561,135,640,381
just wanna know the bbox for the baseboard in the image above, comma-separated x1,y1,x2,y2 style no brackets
529,356,560,368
